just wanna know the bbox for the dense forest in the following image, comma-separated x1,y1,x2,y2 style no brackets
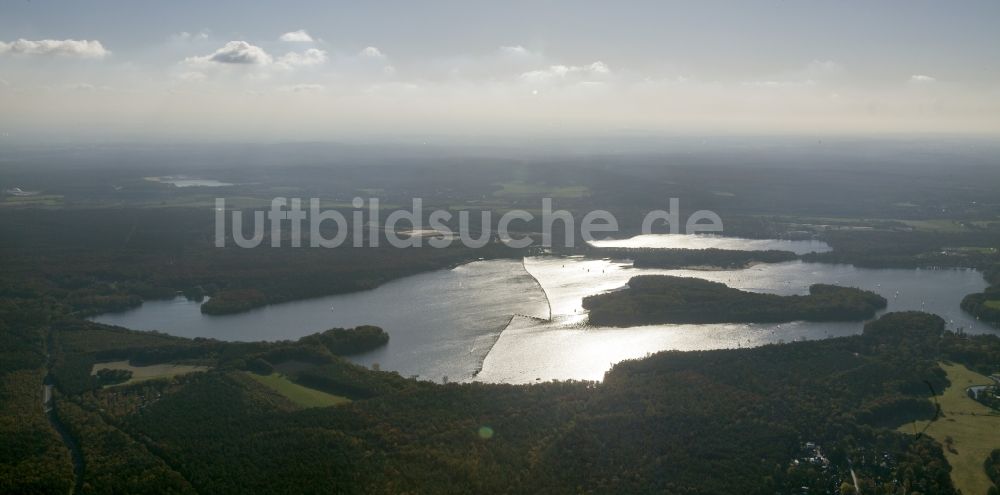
0,208,527,317
801,230,1000,270
986,450,1000,495
6,308,994,494
583,275,887,326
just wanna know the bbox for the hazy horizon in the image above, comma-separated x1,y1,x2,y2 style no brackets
2,0,999,142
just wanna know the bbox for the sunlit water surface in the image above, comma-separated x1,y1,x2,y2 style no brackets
95,260,547,382
94,238,992,384
589,234,832,254
477,257,989,383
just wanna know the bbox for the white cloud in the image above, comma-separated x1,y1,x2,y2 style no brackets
278,83,325,93
185,41,273,66
359,46,385,58
910,74,936,83
741,60,845,89
741,79,817,89
277,48,327,68
431,45,544,80
41,82,114,92
520,61,610,83
499,45,531,57
180,41,328,80
172,31,209,42
803,60,845,77
587,61,610,74
0,39,109,58
497,46,544,65
280,30,314,43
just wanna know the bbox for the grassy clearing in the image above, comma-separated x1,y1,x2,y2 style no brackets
984,300,1000,311
899,362,1000,495
245,372,350,408
91,360,209,385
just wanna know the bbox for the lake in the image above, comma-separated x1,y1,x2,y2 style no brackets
145,176,234,187
95,259,548,383
94,236,992,384
589,234,831,254
477,257,990,383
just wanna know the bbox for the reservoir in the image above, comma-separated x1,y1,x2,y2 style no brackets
588,234,832,254
93,235,992,384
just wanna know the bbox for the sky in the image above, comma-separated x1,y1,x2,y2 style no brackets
1,0,999,143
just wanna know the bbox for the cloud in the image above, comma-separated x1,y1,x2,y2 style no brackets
499,45,532,57
741,60,846,89
741,79,817,89
0,39,109,58
359,46,385,58
280,30,314,43
41,82,114,92
172,31,209,42
429,45,545,80
68,83,114,92
278,83,325,93
181,41,327,76
186,41,272,66
520,61,610,84
339,47,394,77
277,48,327,68
910,74,936,83
209,41,271,64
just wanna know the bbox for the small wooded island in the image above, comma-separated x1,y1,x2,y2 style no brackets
584,275,887,326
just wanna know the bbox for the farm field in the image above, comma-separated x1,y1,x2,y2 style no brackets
245,372,350,408
90,360,209,385
901,362,1000,495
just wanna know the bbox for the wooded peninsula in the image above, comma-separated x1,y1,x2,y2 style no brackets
584,275,888,326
